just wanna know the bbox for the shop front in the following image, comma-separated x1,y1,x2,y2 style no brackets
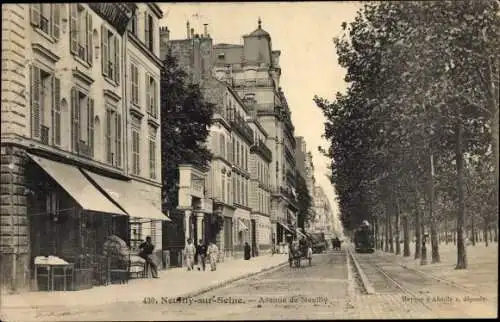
26,153,169,291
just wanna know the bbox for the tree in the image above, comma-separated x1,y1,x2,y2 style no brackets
316,0,498,270
296,171,313,229
160,50,215,212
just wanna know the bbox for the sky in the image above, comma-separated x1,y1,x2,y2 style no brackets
158,2,363,229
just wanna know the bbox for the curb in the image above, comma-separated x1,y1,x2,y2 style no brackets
347,249,375,295
177,260,289,299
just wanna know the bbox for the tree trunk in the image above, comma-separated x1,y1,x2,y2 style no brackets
456,120,467,269
385,212,389,252
414,205,421,259
389,209,394,253
428,153,440,263
445,216,449,245
471,216,476,246
403,215,410,257
395,199,401,255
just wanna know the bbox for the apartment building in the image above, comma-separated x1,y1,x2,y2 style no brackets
0,3,165,291
213,19,298,246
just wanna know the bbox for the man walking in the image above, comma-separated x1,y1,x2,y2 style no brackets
138,236,158,278
196,239,207,271
207,241,219,271
184,238,196,271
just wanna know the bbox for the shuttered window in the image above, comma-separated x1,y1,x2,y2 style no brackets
146,75,157,117
70,5,91,63
115,113,122,167
87,99,94,156
132,128,140,175
30,4,60,40
71,87,80,152
101,25,120,83
149,126,157,179
52,77,61,146
131,63,139,105
31,66,41,139
105,108,113,164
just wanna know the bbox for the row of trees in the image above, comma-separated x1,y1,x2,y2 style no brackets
316,0,499,268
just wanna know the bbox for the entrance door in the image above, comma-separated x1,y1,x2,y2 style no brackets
251,219,257,256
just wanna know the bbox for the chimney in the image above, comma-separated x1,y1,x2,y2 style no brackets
203,24,208,37
186,21,190,39
191,28,195,39
159,26,170,61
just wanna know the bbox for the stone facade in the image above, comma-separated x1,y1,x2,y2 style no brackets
0,3,164,291
213,19,298,246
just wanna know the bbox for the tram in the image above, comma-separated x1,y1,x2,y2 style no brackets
354,220,375,253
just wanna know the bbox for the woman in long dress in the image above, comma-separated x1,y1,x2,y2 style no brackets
207,241,219,271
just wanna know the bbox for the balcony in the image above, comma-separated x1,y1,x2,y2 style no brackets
250,139,272,163
87,3,137,35
232,78,274,88
230,114,254,144
41,126,49,145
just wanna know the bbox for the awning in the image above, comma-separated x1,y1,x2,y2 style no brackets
27,153,126,216
82,169,170,222
238,219,249,232
287,209,297,222
296,229,307,239
278,221,293,233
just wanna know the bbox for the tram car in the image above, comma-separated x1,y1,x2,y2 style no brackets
354,221,375,253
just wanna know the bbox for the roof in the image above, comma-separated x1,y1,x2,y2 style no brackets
245,18,270,38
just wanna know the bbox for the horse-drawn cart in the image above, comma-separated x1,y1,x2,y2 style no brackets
288,241,312,268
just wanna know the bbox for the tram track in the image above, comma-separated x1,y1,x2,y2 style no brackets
350,249,495,318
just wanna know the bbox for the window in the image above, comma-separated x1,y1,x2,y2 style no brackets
232,176,236,205
146,74,158,117
71,87,94,157
131,117,141,175
130,63,139,105
69,4,92,64
31,66,61,146
149,126,157,179
30,4,60,40
227,175,231,204
128,13,137,36
102,25,120,83
219,134,226,159
105,106,122,166
221,173,225,202
144,13,154,52
130,220,142,250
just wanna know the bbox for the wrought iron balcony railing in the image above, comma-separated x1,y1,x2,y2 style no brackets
41,126,49,145
250,139,272,163
230,114,254,144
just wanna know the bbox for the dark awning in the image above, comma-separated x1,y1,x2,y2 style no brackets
27,153,126,216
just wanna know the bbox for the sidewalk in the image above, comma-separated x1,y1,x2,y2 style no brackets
1,254,288,309
378,242,498,298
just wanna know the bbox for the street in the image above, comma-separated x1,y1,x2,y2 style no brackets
3,246,496,321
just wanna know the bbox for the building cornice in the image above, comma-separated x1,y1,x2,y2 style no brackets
147,3,163,18
128,32,164,69
32,43,60,63
72,68,95,85
103,89,121,103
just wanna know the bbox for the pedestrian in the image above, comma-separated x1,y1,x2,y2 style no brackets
138,236,158,278
184,238,196,271
207,241,219,271
196,239,207,271
244,242,251,260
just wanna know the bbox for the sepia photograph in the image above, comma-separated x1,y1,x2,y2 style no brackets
0,1,498,320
